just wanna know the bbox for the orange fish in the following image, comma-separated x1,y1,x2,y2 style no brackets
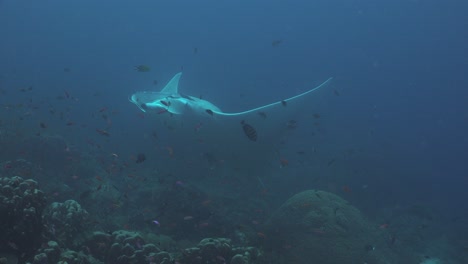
379,223,389,229
342,185,352,193
279,158,289,168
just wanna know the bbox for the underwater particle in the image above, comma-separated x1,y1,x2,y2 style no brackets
241,120,257,141
96,129,110,137
135,153,146,163
272,39,283,47
286,120,297,129
135,65,151,72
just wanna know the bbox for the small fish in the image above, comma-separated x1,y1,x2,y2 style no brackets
281,100,287,106
258,111,267,119
241,120,257,141
40,122,47,128
313,113,321,119
379,223,389,229
205,109,214,116
96,129,110,137
175,180,184,186
194,122,203,132
96,184,102,191
152,220,160,226
167,146,174,156
271,39,283,47
135,153,146,163
286,120,297,129
334,89,340,96
183,216,194,220
327,158,336,166
365,244,376,252
193,47,198,54
342,185,352,193
279,158,289,168
135,65,151,72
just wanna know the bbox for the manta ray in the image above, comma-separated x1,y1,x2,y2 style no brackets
129,72,332,163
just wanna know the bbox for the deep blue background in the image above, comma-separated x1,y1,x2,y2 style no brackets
1,0,467,219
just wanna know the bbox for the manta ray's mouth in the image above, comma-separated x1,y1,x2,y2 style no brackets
129,95,148,113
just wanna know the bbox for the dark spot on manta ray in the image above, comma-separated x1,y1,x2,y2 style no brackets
160,100,170,107
205,109,214,116
281,100,287,106
141,103,148,110
241,120,257,142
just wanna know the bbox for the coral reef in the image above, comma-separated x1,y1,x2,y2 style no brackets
43,200,90,248
30,240,101,264
266,190,395,264
0,176,47,263
82,230,172,264
178,238,262,264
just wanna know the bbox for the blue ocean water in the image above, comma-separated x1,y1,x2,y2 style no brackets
1,0,467,263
